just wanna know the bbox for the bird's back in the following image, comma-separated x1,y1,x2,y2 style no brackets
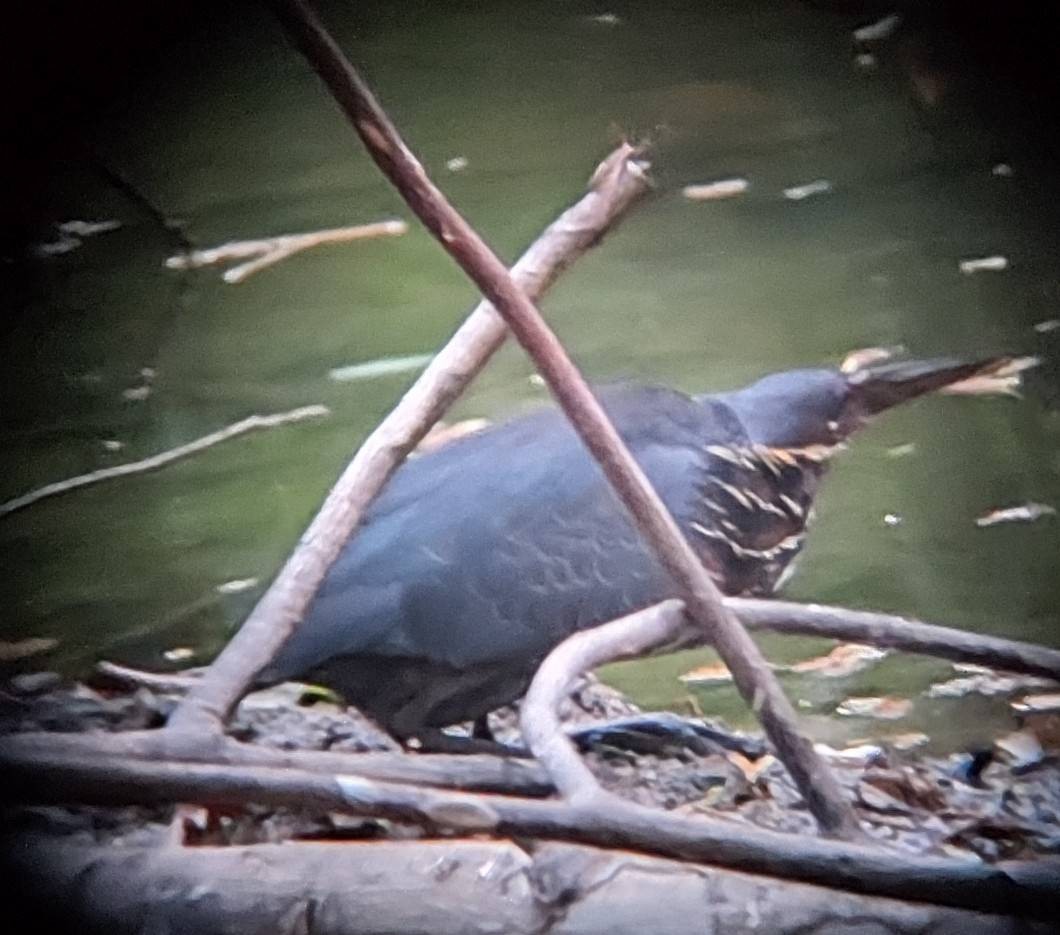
260,384,804,719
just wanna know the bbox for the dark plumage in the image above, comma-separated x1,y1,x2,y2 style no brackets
260,355,1025,740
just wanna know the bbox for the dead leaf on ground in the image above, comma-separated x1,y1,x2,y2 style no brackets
862,767,947,811
1011,693,1060,715
727,752,776,783
814,742,884,767
887,732,930,751
994,729,1045,772
836,696,913,720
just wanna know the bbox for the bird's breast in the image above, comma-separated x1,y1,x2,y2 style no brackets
686,440,841,595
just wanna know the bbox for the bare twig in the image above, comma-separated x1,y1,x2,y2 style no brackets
728,598,1060,682
0,730,552,797
93,661,203,694
164,219,408,283
522,601,684,799
166,146,651,733
5,751,1059,918
269,0,858,838
0,405,330,519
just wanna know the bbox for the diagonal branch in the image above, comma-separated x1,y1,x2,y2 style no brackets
269,0,859,838
165,144,651,734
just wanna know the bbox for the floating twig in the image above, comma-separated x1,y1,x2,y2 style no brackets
0,405,330,518
681,178,749,201
165,219,408,283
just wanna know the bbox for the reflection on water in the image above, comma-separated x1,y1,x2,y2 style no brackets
3,2,1058,750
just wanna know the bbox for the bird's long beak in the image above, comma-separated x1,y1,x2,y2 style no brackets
844,355,1038,416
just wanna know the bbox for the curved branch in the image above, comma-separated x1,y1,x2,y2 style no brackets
522,601,684,799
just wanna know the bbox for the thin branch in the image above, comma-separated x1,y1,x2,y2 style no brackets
522,601,684,799
93,661,203,694
5,752,1059,918
0,405,330,519
0,730,552,797
269,0,859,838
164,219,408,283
728,598,1060,682
166,145,651,734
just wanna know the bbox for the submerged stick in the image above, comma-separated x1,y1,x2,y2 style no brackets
269,0,859,839
165,219,408,283
0,405,330,519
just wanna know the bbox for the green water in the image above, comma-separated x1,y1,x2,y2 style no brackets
3,1,1058,752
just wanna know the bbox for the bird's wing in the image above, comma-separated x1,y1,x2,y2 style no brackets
265,385,738,676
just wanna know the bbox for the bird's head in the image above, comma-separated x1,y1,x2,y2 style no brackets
714,351,1036,448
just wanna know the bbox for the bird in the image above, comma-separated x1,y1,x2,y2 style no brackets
259,353,1033,746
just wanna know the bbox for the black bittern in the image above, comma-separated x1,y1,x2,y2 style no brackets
260,353,1033,744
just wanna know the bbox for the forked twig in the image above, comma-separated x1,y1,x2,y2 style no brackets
165,219,408,283
0,405,330,518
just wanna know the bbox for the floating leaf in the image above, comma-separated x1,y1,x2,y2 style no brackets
886,443,916,459
163,647,195,662
853,13,902,43
782,179,832,201
58,219,122,237
1011,693,1060,715
836,696,913,720
328,354,433,383
839,346,900,373
215,578,260,595
682,178,750,201
959,255,1008,274
678,662,733,685
786,643,887,678
122,385,152,401
975,502,1056,528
